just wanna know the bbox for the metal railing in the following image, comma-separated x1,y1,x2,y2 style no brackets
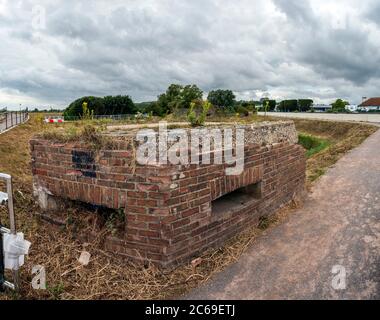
0,111,29,133
63,113,147,121
0,173,18,291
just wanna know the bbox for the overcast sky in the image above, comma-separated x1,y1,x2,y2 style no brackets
1,0,380,110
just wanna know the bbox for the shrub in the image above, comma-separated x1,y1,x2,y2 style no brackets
298,134,330,158
235,105,250,117
157,84,203,114
187,100,211,127
81,102,94,120
234,100,257,113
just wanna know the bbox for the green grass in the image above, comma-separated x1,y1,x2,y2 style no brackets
298,134,330,158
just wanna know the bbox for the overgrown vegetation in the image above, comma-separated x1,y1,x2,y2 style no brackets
187,100,211,127
155,84,204,116
298,134,330,158
0,114,377,300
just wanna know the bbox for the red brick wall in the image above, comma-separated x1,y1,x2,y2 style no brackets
30,138,306,267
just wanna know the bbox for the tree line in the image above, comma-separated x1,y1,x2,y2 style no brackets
63,95,136,118
64,84,352,118
63,85,259,118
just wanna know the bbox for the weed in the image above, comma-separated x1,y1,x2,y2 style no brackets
0,114,377,300
47,283,65,300
187,100,211,127
258,216,270,230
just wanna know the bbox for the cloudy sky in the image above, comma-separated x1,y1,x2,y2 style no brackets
1,0,380,110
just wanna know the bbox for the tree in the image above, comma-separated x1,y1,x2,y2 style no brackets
63,95,136,118
144,102,166,117
207,90,236,109
182,85,203,109
157,84,203,114
105,95,136,115
278,100,298,112
64,96,103,118
266,100,276,111
298,99,314,112
331,99,349,112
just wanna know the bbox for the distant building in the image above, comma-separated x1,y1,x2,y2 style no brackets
312,104,332,113
358,97,380,112
345,105,358,112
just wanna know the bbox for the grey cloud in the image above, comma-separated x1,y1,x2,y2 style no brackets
273,0,317,26
366,1,380,26
272,0,380,85
1,0,380,109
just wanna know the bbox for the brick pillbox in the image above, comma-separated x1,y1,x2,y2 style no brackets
30,121,306,268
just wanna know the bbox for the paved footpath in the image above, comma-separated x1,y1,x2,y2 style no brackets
186,129,380,300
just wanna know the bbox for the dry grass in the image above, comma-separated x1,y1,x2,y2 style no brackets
0,114,377,300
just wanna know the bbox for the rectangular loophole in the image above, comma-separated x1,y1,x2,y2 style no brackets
211,181,262,216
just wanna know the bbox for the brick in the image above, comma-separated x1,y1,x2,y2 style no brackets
31,122,306,269
137,184,159,192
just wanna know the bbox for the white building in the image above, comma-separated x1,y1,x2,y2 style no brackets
358,98,380,112
312,104,332,112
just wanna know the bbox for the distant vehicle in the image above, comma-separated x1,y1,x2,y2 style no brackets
44,115,64,123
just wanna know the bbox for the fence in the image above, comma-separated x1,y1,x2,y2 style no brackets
0,112,29,133
63,114,145,121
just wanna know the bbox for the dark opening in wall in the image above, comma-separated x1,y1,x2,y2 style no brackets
212,181,262,217
71,202,126,237
38,199,126,238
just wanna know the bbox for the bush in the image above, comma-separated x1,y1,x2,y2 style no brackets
298,134,330,158
81,102,94,120
215,105,235,116
187,100,210,127
157,84,203,114
234,100,257,113
235,105,250,117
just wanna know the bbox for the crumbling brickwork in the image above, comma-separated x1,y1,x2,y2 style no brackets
30,121,306,267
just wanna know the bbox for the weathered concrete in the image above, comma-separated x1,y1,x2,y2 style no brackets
105,121,299,145
185,129,380,300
